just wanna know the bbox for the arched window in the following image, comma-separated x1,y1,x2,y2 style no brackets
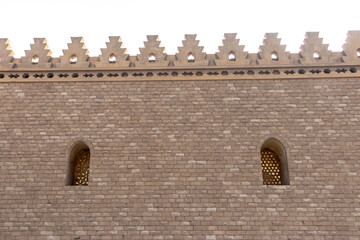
66,142,90,186
260,138,290,185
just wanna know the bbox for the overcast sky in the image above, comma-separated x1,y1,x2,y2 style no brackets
2,0,360,57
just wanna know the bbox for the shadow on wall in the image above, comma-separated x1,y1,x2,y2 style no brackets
66,141,91,186
260,138,290,185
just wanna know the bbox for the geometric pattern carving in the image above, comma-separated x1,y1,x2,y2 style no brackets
257,33,290,65
136,35,168,67
175,34,208,66
20,38,52,69
261,149,282,185
300,32,331,64
342,31,360,63
59,37,90,69
215,33,249,66
97,36,130,68
73,149,90,186
0,38,14,70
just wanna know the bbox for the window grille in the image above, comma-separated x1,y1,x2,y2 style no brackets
73,149,90,185
261,148,282,185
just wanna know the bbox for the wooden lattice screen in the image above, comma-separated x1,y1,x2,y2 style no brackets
261,148,282,185
74,149,90,185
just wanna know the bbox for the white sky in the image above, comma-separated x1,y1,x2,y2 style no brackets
2,0,360,58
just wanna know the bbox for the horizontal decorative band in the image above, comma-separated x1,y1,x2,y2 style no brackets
0,66,358,83
0,31,360,71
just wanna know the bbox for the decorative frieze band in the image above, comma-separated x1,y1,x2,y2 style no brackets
0,65,358,83
0,31,360,72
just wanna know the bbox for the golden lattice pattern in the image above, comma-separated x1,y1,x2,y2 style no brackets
74,150,90,185
261,149,281,185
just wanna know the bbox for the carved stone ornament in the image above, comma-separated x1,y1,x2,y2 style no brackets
19,38,52,69
215,33,249,66
257,33,290,65
97,36,130,68
342,31,360,64
300,32,331,64
136,35,168,68
59,37,90,69
0,38,14,70
175,34,208,67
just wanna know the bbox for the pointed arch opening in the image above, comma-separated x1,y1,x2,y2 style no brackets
66,141,90,186
70,54,78,64
187,52,195,62
313,51,321,60
148,53,156,62
109,53,116,63
260,138,290,185
228,51,236,61
31,55,39,64
271,51,278,61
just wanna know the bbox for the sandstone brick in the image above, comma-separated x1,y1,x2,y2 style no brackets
0,72,360,239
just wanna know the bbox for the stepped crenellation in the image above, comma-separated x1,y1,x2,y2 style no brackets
257,33,291,65
1,31,360,70
136,35,168,68
215,33,249,66
59,37,90,69
98,36,130,68
175,34,207,66
299,32,332,64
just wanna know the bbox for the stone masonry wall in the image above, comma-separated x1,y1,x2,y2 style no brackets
0,78,359,239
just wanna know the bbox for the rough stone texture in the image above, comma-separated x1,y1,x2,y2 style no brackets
0,77,360,239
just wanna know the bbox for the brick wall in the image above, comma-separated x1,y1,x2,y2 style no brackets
0,78,359,239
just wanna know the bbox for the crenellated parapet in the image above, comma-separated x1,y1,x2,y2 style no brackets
257,33,291,65
299,32,332,64
19,38,52,69
136,35,168,67
1,31,360,78
59,37,90,69
342,31,360,64
215,33,249,66
175,34,207,66
0,38,14,70
97,36,130,68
